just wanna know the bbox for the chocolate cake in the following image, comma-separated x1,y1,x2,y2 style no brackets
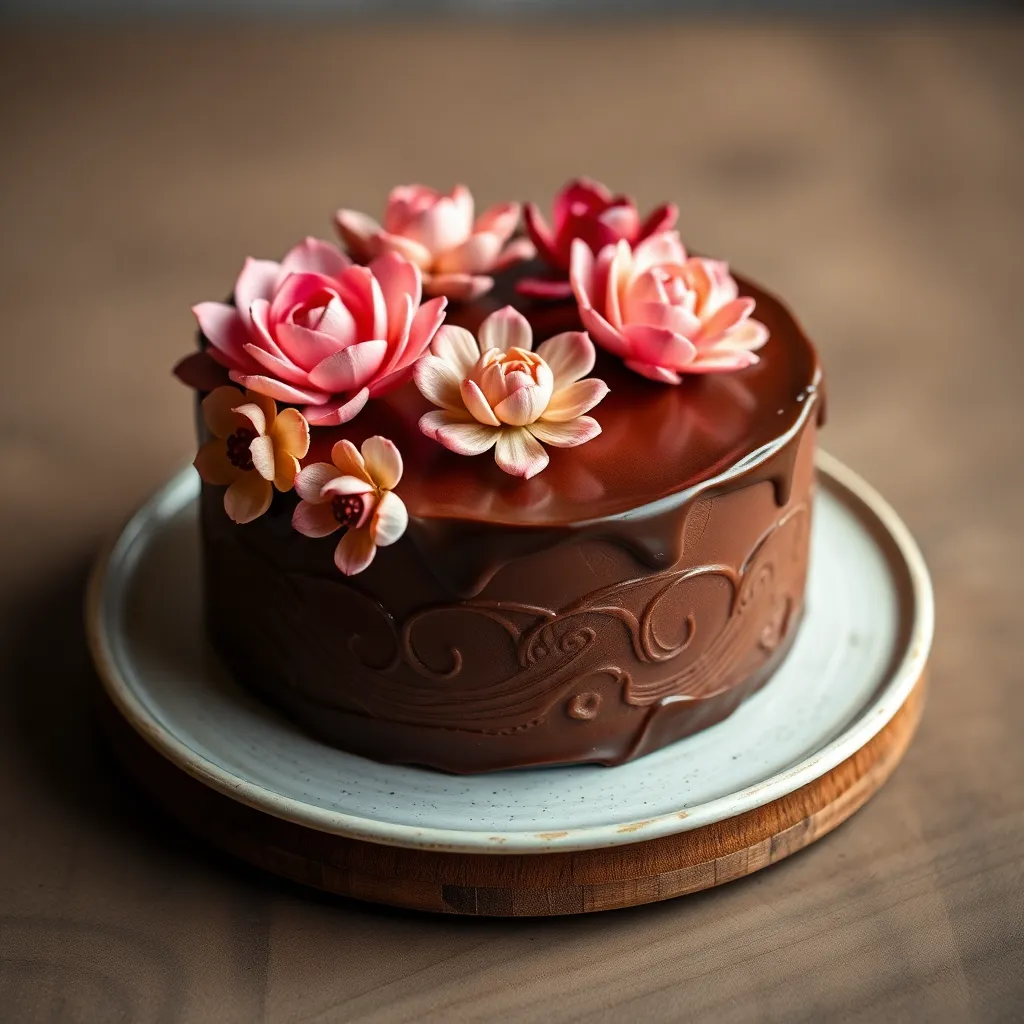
177,180,824,773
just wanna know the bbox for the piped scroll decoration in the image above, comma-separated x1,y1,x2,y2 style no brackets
306,503,810,734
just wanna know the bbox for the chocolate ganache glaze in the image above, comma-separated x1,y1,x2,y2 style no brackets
199,260,824,772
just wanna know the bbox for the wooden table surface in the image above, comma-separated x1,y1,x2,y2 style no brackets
1,18,1022,1023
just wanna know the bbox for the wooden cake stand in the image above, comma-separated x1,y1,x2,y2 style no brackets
87,453,932,916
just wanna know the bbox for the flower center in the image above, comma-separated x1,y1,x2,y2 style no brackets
225,427,257,471
331,494,365,528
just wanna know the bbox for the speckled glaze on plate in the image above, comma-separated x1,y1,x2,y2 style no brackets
87,452,932,855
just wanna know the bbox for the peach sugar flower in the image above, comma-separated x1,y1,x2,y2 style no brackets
414,306,609,480
194,386,310,524
292,436,408,576
335,184,534,302
570,232,769,383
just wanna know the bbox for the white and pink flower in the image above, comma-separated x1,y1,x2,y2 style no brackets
570,233,769,383
179,238,447,427
335,184,534,302
291,436,408,576
413,306,609,480
519,178,678,299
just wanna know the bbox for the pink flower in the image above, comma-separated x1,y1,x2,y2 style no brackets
334,184,534,302
519,178,677,299
194,386,310,524
570,233,769,383
180,238,447,427
291,436,408,576
413,306,609,480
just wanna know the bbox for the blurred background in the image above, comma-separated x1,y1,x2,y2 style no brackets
1,2,1022,1020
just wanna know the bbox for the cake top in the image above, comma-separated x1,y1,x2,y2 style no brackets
176,179,822,576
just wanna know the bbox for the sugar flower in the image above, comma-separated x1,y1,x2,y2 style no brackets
570,233,769,382
292,436,408,576
178,237,447,427
194,386,310,524
414,306,609,480
335,184,534,302
519,178,678,299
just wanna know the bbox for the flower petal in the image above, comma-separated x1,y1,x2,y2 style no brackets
623,323,698,371
303,388,370,427
369,250,422,341
194,439,240,486
173,351,232,392
370,490,408,547
638,202,679,240
420,411,501,455
528,416,602,447
292,499,341,538
308,339,388,393
522,203,562,266
414,353,465,411
334,527,377,576
193,302,258,373
320,475,375,497
234,258,280,325
542,378,609,422
241,342,314,390
696,297,756,344
294,462,342,503
231,401,267,437
633,231,687,275
473,201,520,240
275,323,350,374
536,331,596,389
434,232,503,275
248,433,276,481
494,427,549,479
201,385,246,438
274,453,300,492
624,360,683,384
229,372,331,406
270,407,310,459
578,306,630,359
492,236,536,271
385,294,447,378
423,273,494,301
374,230,433,268
478,305,532,354
515,276,575,301
279,237,350,280
431,324,480,377
361,435,403,490
224,472,272,524
493,382,550,427
460,378,500,426
331,438,372,481
334,209,383,262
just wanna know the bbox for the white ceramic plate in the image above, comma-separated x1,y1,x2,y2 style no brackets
88,452,932,855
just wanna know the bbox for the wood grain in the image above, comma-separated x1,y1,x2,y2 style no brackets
98,678,927,917
1,18,1022,1022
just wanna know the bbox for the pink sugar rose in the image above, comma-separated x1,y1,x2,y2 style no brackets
180,238,447,427
334,184,534,302
569,233,769,383
519,178,678,299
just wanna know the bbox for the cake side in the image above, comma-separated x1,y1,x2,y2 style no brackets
202,405,816,771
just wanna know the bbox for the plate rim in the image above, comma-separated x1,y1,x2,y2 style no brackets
86,451,934,855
